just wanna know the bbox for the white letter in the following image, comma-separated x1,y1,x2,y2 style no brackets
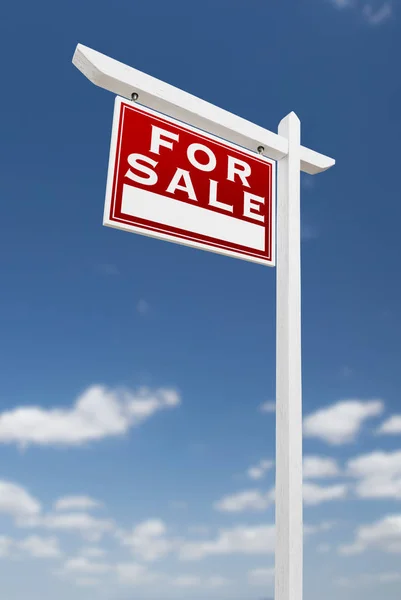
227,156,251,187
166,168,197,201
208,180,233,213
125,154,158,185
150,126,179,155
187,143,217,172
243,192,265,222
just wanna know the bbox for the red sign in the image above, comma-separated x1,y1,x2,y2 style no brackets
104,97,275,266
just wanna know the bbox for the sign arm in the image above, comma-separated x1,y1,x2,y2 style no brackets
72,44,335,175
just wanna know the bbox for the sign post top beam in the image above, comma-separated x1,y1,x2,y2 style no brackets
72,44,335,176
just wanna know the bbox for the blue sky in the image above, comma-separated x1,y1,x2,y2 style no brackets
0,0,401,599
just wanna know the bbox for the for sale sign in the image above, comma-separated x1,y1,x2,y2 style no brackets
104,97,275,265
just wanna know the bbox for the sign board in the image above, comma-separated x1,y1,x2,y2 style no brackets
104,97,275,266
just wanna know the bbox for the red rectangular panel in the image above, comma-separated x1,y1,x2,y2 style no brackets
104,97,275,266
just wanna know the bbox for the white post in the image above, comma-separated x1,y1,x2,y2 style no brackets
275,112,303,600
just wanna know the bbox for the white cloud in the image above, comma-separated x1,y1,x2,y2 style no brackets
363,2,392,25
301,175,315,189
0,385,180,447
341,366,353,378
347,450,401,499
54,496,102,512
75,577,102,587
303,456,340,479
259,401,276,413
179,524,276,560
137,299,150,315
317,543,331,553
338,514,401,555
377,415,401,435
171,574,229,588
118,519,175,562
63,556,112,574
330,0,392,25
187,525,210,536
63,558,162,588
304,521,335,535
337,572,401,587
116,562,158,585
303,400,383,445
215,481,345,512
170,501,188,510
0,536,14,557
376,573,401,583
303,482,347,505
347,450,401,478
338,542,365,556
248,566,275,586
18,512,115,542
205,576,231,588
172,575,201,587
96,263,119,276
79,546,107,559
0,535,61,560
19,535,62,558
214,489,273,513
0,481,41,518
301,223,319,241
247,459,273,480
330,0,353,8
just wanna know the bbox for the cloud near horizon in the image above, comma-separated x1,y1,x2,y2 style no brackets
330,0,392,26
303,399,384,445
0,385,180,448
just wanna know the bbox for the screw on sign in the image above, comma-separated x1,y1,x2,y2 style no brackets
104,98,275,266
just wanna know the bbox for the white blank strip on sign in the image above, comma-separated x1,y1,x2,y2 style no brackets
121,185,265,251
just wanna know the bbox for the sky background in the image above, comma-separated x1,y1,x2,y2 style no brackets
0,1,401,599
